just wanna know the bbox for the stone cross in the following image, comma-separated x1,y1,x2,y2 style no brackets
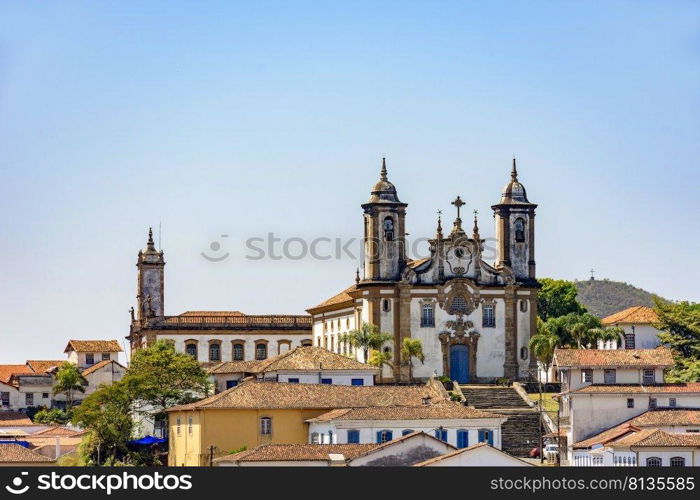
451,196,465,219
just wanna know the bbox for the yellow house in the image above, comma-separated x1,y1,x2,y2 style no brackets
167,379,447,466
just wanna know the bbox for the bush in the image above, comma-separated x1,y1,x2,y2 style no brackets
33,408,70,424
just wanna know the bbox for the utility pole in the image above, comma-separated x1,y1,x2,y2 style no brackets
209,445,215,467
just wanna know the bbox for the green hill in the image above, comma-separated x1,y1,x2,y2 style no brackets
574,279,663,318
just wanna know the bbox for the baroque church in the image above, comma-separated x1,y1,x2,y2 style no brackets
307,159,539,383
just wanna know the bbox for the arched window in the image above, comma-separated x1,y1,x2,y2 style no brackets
347,430,360,444
646,457,662,467
185,343,197,359
255,343,268,360
520,346,529,360
520,300,528,312
260,417,272,435
376,430,393,444
457,429,469,448
382,299,391,312
209,343,221,362
402,429,415,436
383,217,394,241
514,218,525,242
232,343,244,361
670,456,685,467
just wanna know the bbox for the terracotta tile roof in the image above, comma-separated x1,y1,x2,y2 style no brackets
64,340,123,353
307,402,503,422
215,443,378,463
0,444,55,463
26,360,66,374
169,379,447,411
179,311,245,316
0,411,33,426
554,347,674,368
0,365,32,383
570,383,700,394
413,442,534,467
263,347,378,372
602,306,659,325
81,359,125,376
29,426,85,437
610,429,698,448
307,285,357,312
574,409,700,449
208,360,268,375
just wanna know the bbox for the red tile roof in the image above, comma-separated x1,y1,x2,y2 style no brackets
0,365,32,384
570,383,700,394
215,443,378,464
307,285,357,312
0,411,33,426
602,306,659,325
81,359,126,376
0,444,55,463
554,347,674,368
64,340,123,353
26,360,66,374
307,402,502,422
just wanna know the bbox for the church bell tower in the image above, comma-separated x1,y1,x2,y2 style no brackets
491,159,537,282
136,228,165,320
361,158,407,281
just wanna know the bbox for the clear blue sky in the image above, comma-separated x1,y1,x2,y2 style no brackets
1,1,698,363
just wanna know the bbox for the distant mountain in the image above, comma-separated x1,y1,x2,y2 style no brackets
574,279,664,319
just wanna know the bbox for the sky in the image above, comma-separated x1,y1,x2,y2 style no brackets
1,1,699,363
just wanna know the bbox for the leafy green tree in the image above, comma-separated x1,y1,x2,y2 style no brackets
52,362,87,410
401,338,425,383
537,278,587,321
368,349,393,384
654,298,700,382
529,322,560,383
541,312,602,348
126,340,210,435
72,380,135,465
33,408,69,424
341,323,393,363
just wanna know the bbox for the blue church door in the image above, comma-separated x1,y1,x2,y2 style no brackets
450,345,469,383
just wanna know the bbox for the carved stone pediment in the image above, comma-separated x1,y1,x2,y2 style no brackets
438,278,480,316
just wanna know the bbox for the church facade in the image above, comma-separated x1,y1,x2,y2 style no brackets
307,159,539,383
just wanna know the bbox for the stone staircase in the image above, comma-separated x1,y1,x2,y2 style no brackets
461,385,542,457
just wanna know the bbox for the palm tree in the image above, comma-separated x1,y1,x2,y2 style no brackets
401,338,425,383
529,331,560,383
368,349,394,384
589,326,626,349
52,362,87,411
341,323,393,363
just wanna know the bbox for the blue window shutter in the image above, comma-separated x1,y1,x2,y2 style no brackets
386,431,393,441
351,379,364,386
376,431,382,444
457,430,468,448
348,430,359,444
321,378,332,385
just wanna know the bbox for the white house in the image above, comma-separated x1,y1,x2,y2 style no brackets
64,340,123,369
598,306,662,350
306,400,507,449
414,442,534,466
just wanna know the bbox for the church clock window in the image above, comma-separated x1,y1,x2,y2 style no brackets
482,304,495,328
209,343,221,362
255,343,268,360
185,343,197,359
421,303,435,327
232,343,244,360
514,218,526,242
383,217,394,241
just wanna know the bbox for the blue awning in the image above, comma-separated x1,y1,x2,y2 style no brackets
127,436,166,446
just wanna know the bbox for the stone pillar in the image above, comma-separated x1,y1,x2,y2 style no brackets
503,286,518,380
397,283,412,382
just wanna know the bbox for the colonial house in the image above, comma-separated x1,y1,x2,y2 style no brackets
572,409,700,466
213,431,457,467
208,346,378,393
306,401,506,449
307,159,539,384
127,229,313,363
414,441,534,467
64,340,123,369
597,306,662,350
166,378,448,466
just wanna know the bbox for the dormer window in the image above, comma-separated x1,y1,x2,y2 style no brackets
383,217,394,241
514,218,525,242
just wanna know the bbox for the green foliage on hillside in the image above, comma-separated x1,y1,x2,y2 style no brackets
574,279,663,318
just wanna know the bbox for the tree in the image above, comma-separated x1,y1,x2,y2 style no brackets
341,323,393,363
126,340,210,435
401,338,425,383
654,298,700,382
541,312,602,348
368,349,393,384
72,380,135,465
537,278,587,321
52,362,88,411
529,323,560,383
33,408,69,425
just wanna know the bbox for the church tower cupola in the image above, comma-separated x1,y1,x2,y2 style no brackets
136,227,165,320
361,158,408,281
491,158,537,282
